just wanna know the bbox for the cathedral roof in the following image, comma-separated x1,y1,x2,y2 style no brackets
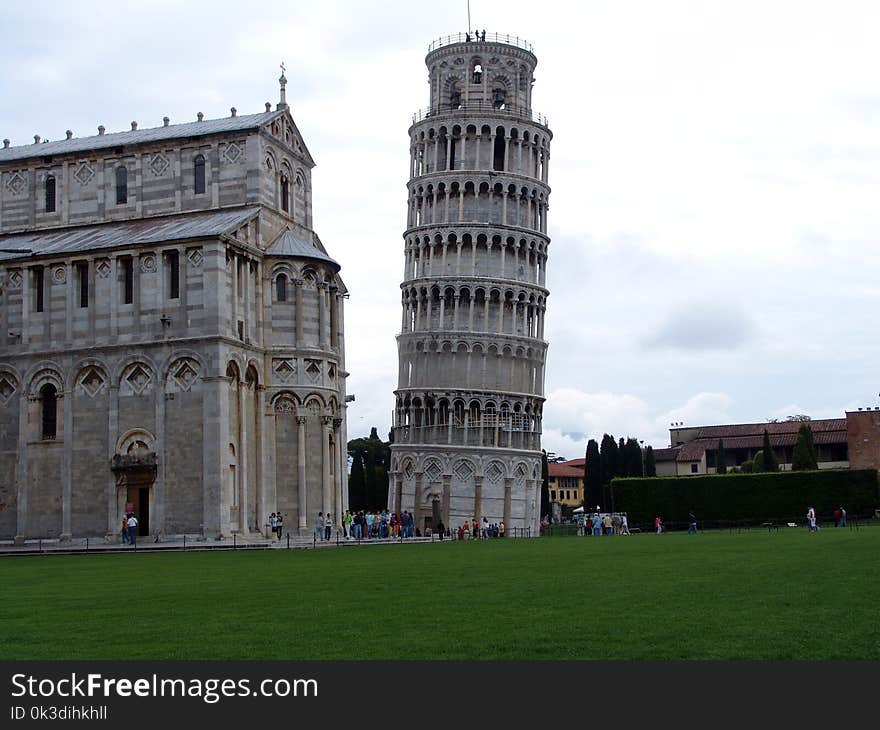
0,207,259,261
0,110,287,164
265,229,340,271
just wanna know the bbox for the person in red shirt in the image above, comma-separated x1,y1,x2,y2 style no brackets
655,516,663,534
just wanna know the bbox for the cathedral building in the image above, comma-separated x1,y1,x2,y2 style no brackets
388,32,552,534
0,74,348,542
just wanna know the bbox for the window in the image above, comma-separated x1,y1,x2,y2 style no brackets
280,175,290,212
40,384,57,440
121,257,133,304
237,320,244,341
166,250,179,299
76,262,89,308
276,274,287,302
690,463,699,474
45,176,56,213
33,266,44,312
116,166,128,204
194,154,206,194
550,490,556,501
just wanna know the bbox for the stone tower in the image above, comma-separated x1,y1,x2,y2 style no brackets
388,32,551,535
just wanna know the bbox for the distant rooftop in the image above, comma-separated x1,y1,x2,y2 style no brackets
0,109,285,164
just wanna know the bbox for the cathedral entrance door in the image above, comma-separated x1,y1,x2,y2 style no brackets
126,486,151,536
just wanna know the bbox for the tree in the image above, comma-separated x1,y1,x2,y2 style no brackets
625,437,644,477
617,437,627,477
645,446,657,477
347,427,391,510
740,459,755,473
716,439,727,475
599,434,617,486
584,439,601,507
792,423,818,471
540,450,550,519
785,414,811,422
762,429,779,472
753,450,765,472
348,451,366,508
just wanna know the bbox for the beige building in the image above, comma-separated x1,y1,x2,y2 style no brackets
0,75,348,543
388,32,552,534
548,460,584,506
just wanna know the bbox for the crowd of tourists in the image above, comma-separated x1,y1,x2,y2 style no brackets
574,512,630,536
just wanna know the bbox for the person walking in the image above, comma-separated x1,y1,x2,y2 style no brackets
315,512,323,541
655,516,663,534
121,516,130,545
688,511,698,534
840,507,847,528
275,513,283,540
807,506,817,532
269,512,277,539
127,513,139,546
324,512,333,541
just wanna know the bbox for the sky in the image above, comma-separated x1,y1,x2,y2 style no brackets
2,0,879,459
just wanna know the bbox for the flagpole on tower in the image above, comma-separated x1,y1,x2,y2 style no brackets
467,0,471,34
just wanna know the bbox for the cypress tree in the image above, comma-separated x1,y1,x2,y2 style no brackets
717,439,727,474
599,434,616,486
348,451,366,509
617,437,627,477
584,439,601,507
762,429,778,472
625,437,644,477
792,423,819,471
645,445,656,477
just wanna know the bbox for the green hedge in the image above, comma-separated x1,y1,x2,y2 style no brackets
610,469,879,528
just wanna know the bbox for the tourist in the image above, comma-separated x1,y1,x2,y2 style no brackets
592,514,602,537
437,520,445,540
499,521,505,538
472,518,479,539
655,516,663,534
269,512,277,539
324,512,332,541
833,507,841,528
365,510,375,538
127,513,139,546
840,507,847,527
611,514,621,535
688,511,698,534
121,516,129,545
482,517,490,539
807,506,817,532
620,513,630,535
343,510,352,538
603,513,612,536
315,511,323,541
276,513,283,540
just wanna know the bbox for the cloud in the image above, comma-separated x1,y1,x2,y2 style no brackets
646,303,755,352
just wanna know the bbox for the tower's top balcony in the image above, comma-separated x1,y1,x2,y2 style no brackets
411,101,549,128
426,31,535,55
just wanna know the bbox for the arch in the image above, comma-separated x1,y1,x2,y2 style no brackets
26,362,64,397
45,175,56,213
115,166,128,205
116,428,157,456
193,154,206,195
275,272,288,301
39,383,58,440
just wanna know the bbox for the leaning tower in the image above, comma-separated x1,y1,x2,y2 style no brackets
388,32,551,535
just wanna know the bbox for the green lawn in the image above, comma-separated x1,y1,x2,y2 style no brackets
2,528,878,659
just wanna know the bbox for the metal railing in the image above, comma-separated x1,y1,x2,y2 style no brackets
412,101,549,127
427,32,535,54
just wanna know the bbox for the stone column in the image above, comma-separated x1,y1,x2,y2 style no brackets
474,476,483,521
60,390,72,542
14,392,29,544
294,279,304,343
237,377,248,533
297,415,307,530
413,471,423,533
333,417,344,518
330,286,339,349
321,415,333,516
503,477,512,529
452,294,460,330
317,282,328,349
153,378,166,539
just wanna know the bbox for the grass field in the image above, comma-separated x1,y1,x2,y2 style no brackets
1,528,878,659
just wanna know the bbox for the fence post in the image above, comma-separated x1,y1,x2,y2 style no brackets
86,538,89,553
233,534,237,550
38,538,41,553
287,533,290,550
183,535,186,552
313,533,316,549
336,530,339,547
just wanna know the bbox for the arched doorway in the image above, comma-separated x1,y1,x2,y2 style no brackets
111,430,157,537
